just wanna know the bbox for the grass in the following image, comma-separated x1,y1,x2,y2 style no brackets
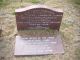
0,0,9,7
0,0,3,6
73,0,80,5
75,47,80,60
29,0,41,3
0,0,44,7
18,29,58,37
0,0,3,2
69,0,80,9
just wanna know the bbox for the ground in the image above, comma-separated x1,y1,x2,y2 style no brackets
0,0,80,60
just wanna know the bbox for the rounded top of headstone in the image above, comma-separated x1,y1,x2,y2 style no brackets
15,5,63,13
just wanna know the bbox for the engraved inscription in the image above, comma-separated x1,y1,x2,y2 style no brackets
16,7,63,30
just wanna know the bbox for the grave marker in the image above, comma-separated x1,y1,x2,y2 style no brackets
14,5,64,55
15,5,63,30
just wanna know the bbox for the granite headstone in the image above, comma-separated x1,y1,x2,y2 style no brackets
15,5,63,30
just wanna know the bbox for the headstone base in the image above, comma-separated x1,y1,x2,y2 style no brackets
14,34,64,55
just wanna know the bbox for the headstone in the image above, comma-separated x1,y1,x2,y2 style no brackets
14,5,64,55
15,5,63,30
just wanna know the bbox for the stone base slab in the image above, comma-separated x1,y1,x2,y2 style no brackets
14,34,64,55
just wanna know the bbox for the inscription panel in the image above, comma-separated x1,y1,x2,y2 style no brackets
16,7,63,30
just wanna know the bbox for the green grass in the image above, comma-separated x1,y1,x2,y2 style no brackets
0,0,9,7
70,0,80,9
75,47,80,60
0,0,3,2
29,0,46,4
73,0,80,5
0,0,3,6
29,0,41,3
